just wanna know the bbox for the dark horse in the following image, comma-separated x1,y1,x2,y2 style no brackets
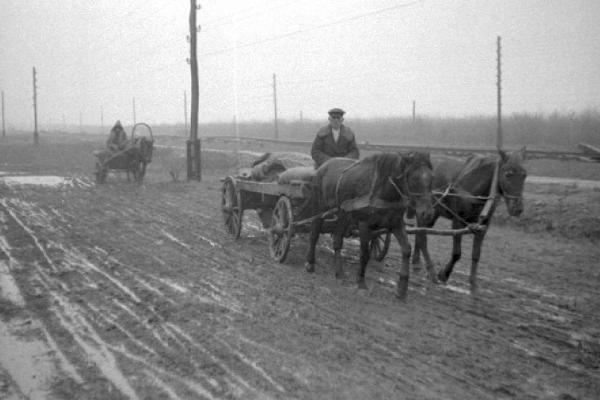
412,148,527,293
95,137,154,184
306,152,435,299
132,136,154,180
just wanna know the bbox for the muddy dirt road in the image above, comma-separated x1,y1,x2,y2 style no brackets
1,135,599,399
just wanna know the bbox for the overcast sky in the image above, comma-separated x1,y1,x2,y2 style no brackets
1,0,599,129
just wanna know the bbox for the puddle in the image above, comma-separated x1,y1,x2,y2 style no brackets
0,233,25,306
444,284,471,295
0,318,57,399
527,176,600,189
0,260,25,307
0,175,75,187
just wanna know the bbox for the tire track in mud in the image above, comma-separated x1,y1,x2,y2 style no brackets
0,183,295,399
115,193,592,396
77,184,600,396
1,175,599,399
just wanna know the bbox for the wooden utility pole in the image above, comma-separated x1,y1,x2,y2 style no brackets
412,100,416,123
187,0,201,180
32,67,39,145
1,90,5,138
272,73,279,139
184,90,188,134
496,36,503,150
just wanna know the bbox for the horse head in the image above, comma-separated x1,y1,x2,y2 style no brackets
498,147,527,216
387,152,434,223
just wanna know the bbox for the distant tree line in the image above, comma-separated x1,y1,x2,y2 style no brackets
167,110,598,150
17,110,599,151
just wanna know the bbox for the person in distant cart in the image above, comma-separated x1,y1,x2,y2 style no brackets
310,108,359,167
106,120,129,152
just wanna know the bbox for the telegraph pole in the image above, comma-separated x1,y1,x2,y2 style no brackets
272,73,279,139
412,100,416,123
184,90,188,134
32,67,39,145
1,90,5,138
187,0,201,180
496,36,503,150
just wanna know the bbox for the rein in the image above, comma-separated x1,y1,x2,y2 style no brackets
432,158,502,226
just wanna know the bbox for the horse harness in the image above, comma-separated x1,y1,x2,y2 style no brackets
431,158,517,227
333,157,417,213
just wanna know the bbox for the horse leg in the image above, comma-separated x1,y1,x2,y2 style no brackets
305,217,323,273
356,221,371,290
413,211,439,282
416,231,439,283
332,221,347,279
469,228,488,294
392,225,412,300
412,232,422,266
438,219,463,283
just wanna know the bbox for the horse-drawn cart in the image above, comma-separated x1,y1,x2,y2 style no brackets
221,171,391,263
94,122,154,184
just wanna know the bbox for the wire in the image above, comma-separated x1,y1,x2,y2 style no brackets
200,0,424,57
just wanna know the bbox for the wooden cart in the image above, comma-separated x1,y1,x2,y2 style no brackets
220,175,391,263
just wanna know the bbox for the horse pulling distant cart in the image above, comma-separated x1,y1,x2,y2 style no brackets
220,172,391,263
94,122,154,184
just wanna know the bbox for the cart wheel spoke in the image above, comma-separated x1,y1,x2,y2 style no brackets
370,231,391,262
269,196,294,263
221,178,243,238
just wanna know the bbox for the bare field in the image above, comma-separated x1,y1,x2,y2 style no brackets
0,134,599,400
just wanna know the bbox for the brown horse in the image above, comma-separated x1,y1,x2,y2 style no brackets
412,148,527,293
306,152,435,299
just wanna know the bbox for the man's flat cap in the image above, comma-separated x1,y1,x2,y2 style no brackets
328,108,345,116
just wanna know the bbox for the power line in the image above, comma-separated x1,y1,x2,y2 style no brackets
200,0,424,57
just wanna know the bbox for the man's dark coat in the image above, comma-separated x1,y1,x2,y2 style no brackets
311,125,359,167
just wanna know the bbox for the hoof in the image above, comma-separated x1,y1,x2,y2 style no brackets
427,266,439,284
437,270,449,283
335,270,346,280
428,273,439,284
305,263,315,273
357,279,368,290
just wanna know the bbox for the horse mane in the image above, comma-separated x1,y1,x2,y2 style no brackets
455,154,494,182
452,154,496,196
360,153,403,191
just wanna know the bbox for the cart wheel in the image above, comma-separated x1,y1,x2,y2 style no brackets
370,231,391,262
269,196,294,262
221,177,243,238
